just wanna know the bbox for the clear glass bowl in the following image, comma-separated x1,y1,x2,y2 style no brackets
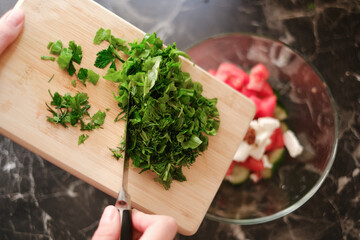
186,33,339,225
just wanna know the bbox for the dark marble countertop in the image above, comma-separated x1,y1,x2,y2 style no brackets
1,0,359,239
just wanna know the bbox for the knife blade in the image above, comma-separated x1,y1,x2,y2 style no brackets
115,92,132,240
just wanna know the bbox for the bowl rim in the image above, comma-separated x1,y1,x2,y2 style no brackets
185,32,339,225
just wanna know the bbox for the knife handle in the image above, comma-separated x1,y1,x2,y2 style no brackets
120,209,132,240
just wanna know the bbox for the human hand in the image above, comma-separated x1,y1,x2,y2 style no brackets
92,205,178,240
0,8,25,55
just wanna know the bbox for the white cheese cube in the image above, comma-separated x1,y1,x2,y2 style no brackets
249,138,271,159
283,130,304,158
257,117,280,131
262,154,272,168
233,142,252,162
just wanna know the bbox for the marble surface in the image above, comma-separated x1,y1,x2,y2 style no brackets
1,0,359,239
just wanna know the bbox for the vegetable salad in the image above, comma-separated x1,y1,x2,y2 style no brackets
209,63,303,184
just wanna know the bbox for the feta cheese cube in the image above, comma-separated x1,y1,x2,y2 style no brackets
283,130,303,158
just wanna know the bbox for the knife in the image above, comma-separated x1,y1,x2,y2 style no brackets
115,92,133,240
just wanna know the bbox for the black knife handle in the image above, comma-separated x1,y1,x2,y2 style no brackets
120,209,132,240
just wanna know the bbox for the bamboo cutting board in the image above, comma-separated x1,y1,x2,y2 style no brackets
0,0,255,235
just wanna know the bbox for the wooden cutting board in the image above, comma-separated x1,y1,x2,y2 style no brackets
0,0,255,235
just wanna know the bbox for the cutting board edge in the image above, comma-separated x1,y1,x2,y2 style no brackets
0,125,118,198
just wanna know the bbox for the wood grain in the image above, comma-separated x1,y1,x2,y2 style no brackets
0,0,255,235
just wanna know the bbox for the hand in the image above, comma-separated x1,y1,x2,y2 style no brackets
0,8,25,55
92,205,178,240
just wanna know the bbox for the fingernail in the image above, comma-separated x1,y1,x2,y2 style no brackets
102,206,117,223
6,9,25,27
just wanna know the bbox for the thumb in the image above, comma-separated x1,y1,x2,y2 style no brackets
92,206,121,240
0,8,25,55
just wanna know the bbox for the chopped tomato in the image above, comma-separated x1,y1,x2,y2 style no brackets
257,95,277,118
225,74,249,91
266,127,285,151
214,63,249,90
258,81,274,98
240,87,257,98
208,69,217,76
247,63,270,91
248,95,262,118
239,157,264,172
226,161,235,176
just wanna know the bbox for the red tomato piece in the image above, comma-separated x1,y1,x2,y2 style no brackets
266,127,285,151
248,95,262,118
214,63,250,90
250,63,270,82
258,81,274,98
257,95,277,118
214,72,229,82
226,161,235,176
225,75,249,91
240,86,257,98
208,69,217,76
239,157,264,172
247,63,270,91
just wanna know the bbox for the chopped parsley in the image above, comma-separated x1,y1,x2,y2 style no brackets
46,90,106,130
78,134,89,145
100,30,220,189
57,48,73,70
93,27,129,52
77,68,100,86
49,40,62,55
48,74,54,83
109,146,124,160
87,70,100,85
44,40,83,76
41,56,55,61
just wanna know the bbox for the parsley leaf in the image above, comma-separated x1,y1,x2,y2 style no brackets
50,40,63,55
41,56,55,61
48,74,54,83
109,147,124,160
109,60,117,71
69,41,83,64
94,46,115,68
67,61,76,76
93,28,129,52
47,41,54,49
77,68,100,86
78,134,89,145
87,70,100,85
57,48,73,70
93,28,111,44
78,68,88,85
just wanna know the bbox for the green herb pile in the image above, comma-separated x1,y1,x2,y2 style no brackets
43,39,104,145
100,31,220,189
42,40,100,86
46,90,106,144
42,28,220,189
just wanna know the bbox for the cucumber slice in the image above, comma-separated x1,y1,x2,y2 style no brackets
280,121,289,132
261,147,285,179
273,105,288,121
225,165,250,185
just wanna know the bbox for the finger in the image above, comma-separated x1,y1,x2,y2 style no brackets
92,206,121,240
0,8,25,55
132,209,177,240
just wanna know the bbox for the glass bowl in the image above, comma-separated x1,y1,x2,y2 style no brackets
186,33,339,225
